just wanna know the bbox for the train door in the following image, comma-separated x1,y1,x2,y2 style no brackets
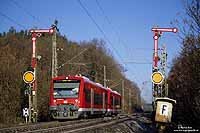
91,88,94,114
103,92,105,113
113,96,115,114
105,92,108,114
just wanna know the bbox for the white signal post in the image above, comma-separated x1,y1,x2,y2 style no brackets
29,28,55,123
151,27,177,68
30,29,54,34
151,27,178,131
30,28,54,91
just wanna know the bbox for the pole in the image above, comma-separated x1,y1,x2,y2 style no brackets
128,89,131,114
103,65,106,87
151,27,178,102
31,33,37,122
153,33,159,68
161,44,168,97
29,27,55,123
52,21,58,78
152,27,177,69
122,80,124,112
25,116,27,123
28,85,32,123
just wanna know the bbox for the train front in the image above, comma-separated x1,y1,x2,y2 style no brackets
49,76,82,119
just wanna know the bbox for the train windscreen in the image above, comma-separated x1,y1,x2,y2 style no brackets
53,80,80,98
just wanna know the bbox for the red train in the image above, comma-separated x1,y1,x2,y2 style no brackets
49,75,121,119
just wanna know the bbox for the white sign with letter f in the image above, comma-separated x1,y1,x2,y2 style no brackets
160,104,168,116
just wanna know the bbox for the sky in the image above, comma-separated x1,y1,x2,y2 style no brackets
0,0,184,103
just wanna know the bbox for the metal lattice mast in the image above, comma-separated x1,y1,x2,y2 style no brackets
122,80,125,112
103,65,106,87
161,44,168,97
52,20,58,78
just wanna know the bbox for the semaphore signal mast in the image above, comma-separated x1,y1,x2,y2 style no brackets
25,27,55,123
151,27,178,98
151,27,178,131
152,27,177,68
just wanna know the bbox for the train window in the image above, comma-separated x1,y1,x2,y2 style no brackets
84,88,91,103
110,95,113,106
115,98,120,106
94,93,103,105
100,94,103,105
53,80,80,98
105,93,108,104
94,93,98,105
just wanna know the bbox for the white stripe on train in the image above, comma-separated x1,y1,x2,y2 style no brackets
78,108,121,112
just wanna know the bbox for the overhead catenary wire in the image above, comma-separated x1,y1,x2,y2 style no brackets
0,11,27,29
94,0,152,87
95,0,153,52
95,0,112,25
76,0,126,68
109,79,123,88
9,0,48,28
123,61,152,64
57,48,89,70
78,0,142,87
95,0,133,55
95,0,140,86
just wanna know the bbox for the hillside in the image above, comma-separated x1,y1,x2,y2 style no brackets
0,28,141,126
168,0,200,128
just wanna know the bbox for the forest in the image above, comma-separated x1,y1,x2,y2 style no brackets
0,28,141,127
168,0,200,128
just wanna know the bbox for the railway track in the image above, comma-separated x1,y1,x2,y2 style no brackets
0,118,101,133
0,113,153,133
0,115,129,133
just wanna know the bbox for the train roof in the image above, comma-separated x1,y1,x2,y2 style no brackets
82,76,108,90
53,75,121,94
106,87,121,96
62,75,107,90
112,90,121,95
74,76,121,95
106,87,112,91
